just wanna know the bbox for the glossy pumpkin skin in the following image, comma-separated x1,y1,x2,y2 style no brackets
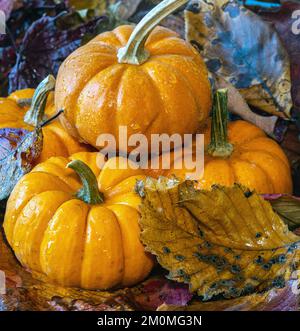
0,89,89,163
147,120,293,194
4,153,154,290
55,25,212,151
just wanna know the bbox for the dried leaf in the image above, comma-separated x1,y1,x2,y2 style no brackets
185,0,292,119
138,178,300,301
0,226,298,311
0,127,43,200
258,1,300,125
0,0,68,96
133,278,193,310
8,13,109,92
157,280,299,311
264,195,300,231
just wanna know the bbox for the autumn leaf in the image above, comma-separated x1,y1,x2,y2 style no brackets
138,178,300,301
157,280,299,311
264,195,300,231
185,0,292,119
8,12,109,93
258,1,300,125
135,278,192,310
0,0,67,96
0,128,43,200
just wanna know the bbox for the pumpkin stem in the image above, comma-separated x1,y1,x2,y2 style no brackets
67,160,104,205
117,0,188,65
207,89,234,158
24,75,56,127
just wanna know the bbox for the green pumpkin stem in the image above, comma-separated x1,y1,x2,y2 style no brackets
24,75,56,127
207,89,234,158
67,160,104,205
118,0,188,65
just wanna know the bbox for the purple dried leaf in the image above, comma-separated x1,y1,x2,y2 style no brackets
8,13,108,92
134,278,193,310
0,0,68,95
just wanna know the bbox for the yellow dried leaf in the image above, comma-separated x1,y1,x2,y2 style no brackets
138,178,300,300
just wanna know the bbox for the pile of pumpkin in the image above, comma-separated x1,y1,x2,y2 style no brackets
1,0,292,290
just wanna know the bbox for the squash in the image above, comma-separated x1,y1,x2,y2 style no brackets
0,75,90,164
147,89,292,194
3,152,154,289
55,0,211,152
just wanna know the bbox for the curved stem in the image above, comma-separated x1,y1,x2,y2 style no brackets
24,75,56,127
207,89,234,158
67,160,104,205
118,0,188,65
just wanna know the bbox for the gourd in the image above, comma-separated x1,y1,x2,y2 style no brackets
0,75,90,164
55,0,211,152
3,153,154,289
147,89,292,194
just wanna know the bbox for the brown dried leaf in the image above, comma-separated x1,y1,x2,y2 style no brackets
138,178,300,301
267,195,300,231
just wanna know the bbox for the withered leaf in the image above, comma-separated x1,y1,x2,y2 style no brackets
0,128,43,200
8,13,109,93
185,0,292,119
138,178,300,301
157,279,299,311
258,1,300,124
264,195,300,231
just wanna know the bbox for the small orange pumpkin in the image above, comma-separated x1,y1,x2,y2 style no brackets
0,76,90,164
4,153,154,290
55,0,211,152
147,89,292,194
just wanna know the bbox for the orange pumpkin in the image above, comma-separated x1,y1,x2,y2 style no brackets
55,0,211,152
4,153,154,290
147,89,292,194
0,75,90,164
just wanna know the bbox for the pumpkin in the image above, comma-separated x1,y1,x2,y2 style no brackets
0,75,90,164
4,152,154,289
55,0,211,152
147,89,292,194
